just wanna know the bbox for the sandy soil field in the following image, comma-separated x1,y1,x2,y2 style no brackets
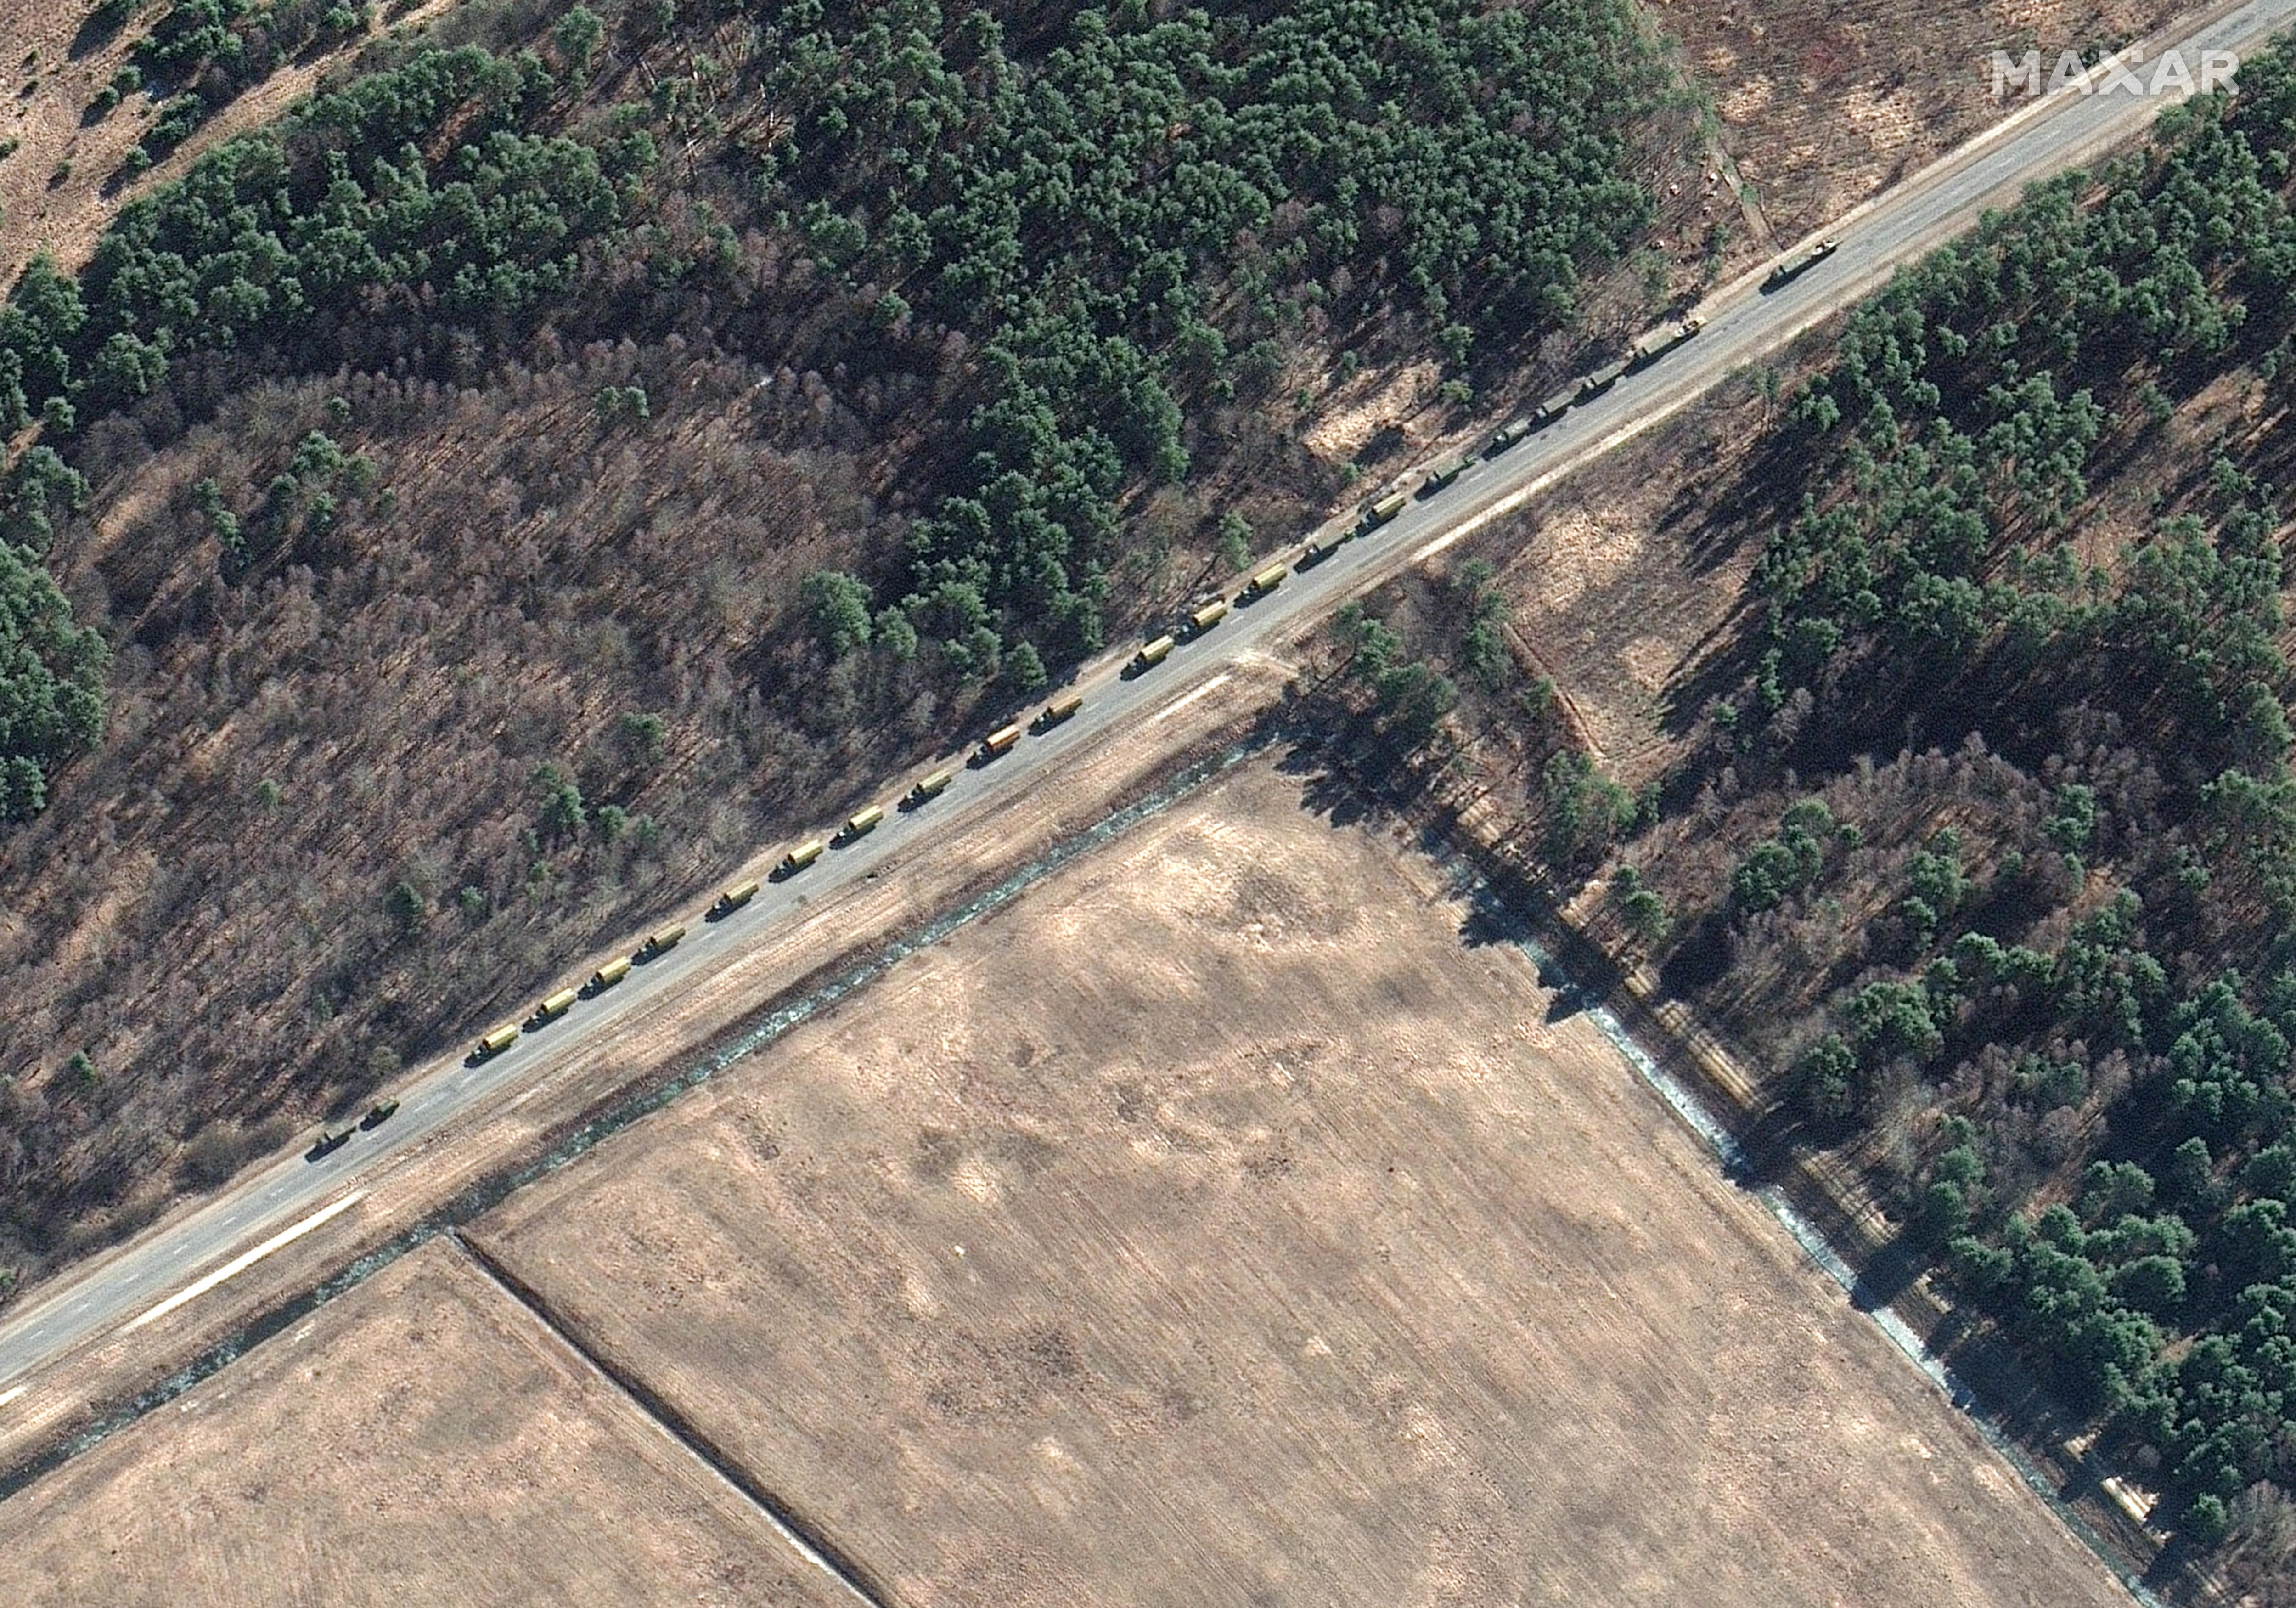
0,1239,851,1608
469,756,2132,1608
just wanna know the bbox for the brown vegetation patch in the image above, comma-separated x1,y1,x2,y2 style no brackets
0,339,959,1279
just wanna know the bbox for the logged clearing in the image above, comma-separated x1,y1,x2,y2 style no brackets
1648,0,2187,244
0,1240,849,1608
472,757,2129,1608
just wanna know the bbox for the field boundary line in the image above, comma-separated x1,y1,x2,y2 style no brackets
451,1230,889,1608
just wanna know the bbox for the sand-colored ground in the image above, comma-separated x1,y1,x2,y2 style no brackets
0,1239,851,1608
467,757,2132,1608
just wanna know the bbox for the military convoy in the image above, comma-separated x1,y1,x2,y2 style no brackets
306,1099,400,1161
372,271,1769,1169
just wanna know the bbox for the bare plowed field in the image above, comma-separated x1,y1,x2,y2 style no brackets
473,757,2130,1608
0,1241,849,1608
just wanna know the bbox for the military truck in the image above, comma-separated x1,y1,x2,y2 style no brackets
905,768,954,807
1243,562,1289,599
1628,316,1705,368
1763,237,1838,291
1187,599,1229,634
1530,385,1578,429
1035,693,1083,730
590,954,633,990
360,1098,400,1131
530,987,578,1027
471,1023,521,1062
1576,358,1629,399
713,878,760,914
1484,418,1533,456
979,722,1023,761
639,922,685,958
1357,489,1409,530
1130,635,1175,674
775,838,826,877
1418,457,1464,495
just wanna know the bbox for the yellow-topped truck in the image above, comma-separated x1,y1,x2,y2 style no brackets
1357,490,1408,531
1130,635,1176,674
905,768,953,807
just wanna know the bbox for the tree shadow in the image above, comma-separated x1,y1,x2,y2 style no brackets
71,6,127,59
1276,741,1375,829
1458,891,1529,948
1847,1225,1931,1315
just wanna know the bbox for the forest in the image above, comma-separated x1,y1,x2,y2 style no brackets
0,0,1668,1305
1334,34,2296,1579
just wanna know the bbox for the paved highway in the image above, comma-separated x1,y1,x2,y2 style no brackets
5,0,2294,1407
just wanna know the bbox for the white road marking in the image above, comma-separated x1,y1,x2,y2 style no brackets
1149,673,1231,724
0,1384,26,1410
123,1193,365,1335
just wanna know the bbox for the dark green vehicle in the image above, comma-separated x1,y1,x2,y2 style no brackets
360,1098,400,1130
